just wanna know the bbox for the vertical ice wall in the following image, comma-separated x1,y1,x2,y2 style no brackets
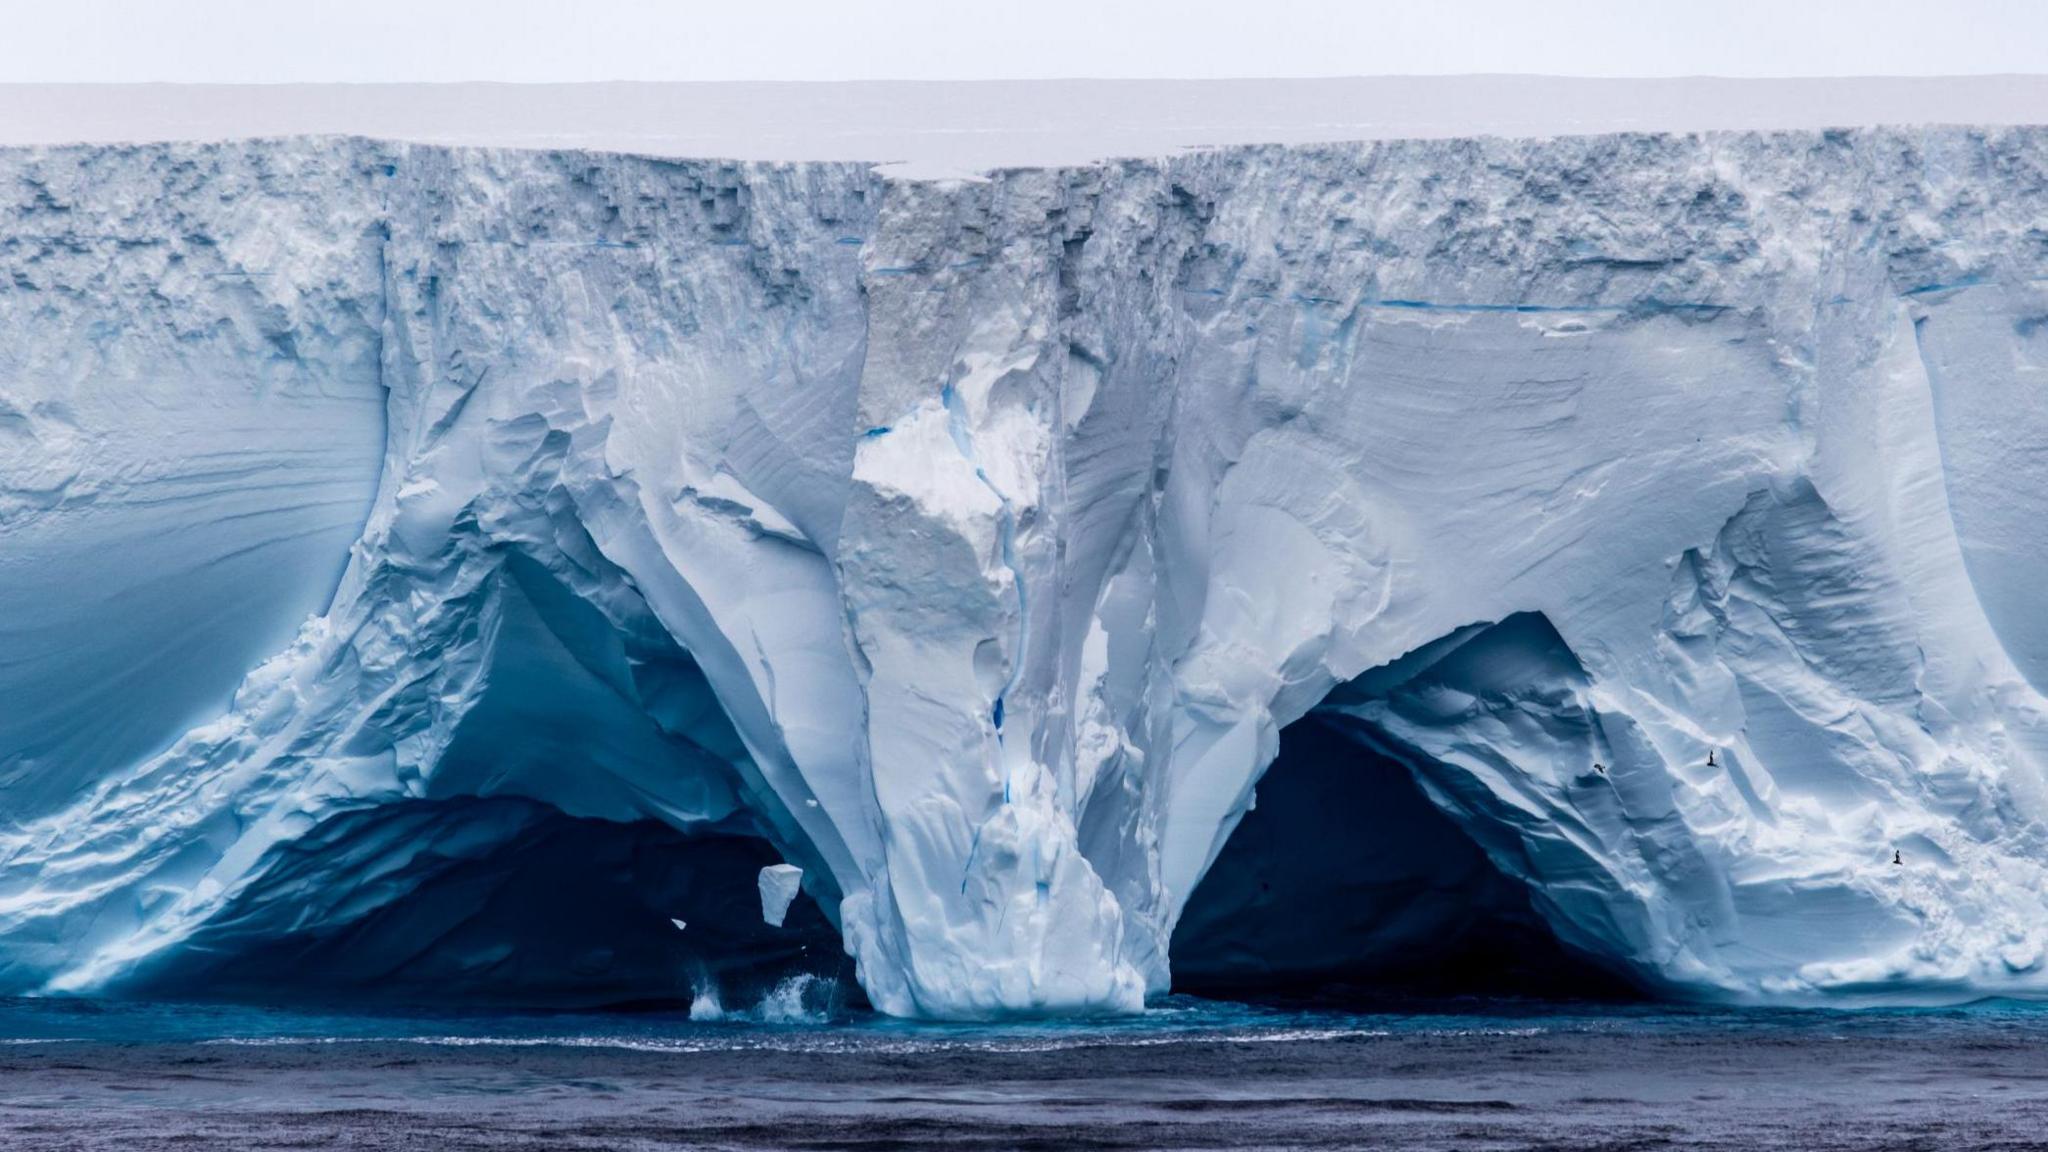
5,129,2048,1015
0,145,388,824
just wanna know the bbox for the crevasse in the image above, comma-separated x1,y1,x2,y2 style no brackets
6,129,2048,1018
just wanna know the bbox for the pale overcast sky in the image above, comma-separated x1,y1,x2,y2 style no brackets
2,0,2043,84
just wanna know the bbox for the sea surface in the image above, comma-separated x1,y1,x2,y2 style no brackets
4,992,2048,1149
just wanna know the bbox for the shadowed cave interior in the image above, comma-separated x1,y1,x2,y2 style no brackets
1171,716,1635,1005
1170,616,1638,1006
128,548,854,1013
135,797,852,1012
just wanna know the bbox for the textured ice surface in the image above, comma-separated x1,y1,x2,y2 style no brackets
8,117,2048,1017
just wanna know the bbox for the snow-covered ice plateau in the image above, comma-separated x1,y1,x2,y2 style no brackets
8,99,2048,1017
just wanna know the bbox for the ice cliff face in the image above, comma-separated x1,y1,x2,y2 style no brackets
7,128,2048,1017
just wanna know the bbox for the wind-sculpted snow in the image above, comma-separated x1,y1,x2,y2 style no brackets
5,128,2048,1017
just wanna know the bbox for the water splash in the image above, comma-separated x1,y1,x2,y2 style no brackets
755,974,830,1025
689,978,726,1022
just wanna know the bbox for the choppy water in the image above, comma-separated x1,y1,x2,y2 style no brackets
6,994,2048,1149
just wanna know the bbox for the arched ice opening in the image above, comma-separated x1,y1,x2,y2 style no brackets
127,549,850,1012
1171,613,1639,1004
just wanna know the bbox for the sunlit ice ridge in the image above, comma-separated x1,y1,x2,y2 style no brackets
6,78,2048,1019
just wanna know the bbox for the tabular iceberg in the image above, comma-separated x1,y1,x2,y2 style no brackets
5,126,2048,1018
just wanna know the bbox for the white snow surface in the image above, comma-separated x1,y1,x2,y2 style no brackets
7,102,2048,1016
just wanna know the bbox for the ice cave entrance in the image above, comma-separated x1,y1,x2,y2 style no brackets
142,800,847,1011
136,551,849,1012
1171,613,1637,1004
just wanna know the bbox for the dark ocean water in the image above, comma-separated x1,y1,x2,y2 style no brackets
5,993,2048,1150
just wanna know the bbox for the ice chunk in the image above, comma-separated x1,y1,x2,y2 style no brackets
758,865,804,929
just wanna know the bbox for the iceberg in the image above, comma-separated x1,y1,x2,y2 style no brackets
6,98,2048,1017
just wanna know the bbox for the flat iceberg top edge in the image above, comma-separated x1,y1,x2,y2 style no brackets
0,77,2046,178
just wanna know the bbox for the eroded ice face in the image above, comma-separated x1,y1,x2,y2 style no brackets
6,123,2048,1018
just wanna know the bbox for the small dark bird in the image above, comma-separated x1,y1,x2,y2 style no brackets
1706,749,1718,768
1594,762,1607,774
1893,850,1903,866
